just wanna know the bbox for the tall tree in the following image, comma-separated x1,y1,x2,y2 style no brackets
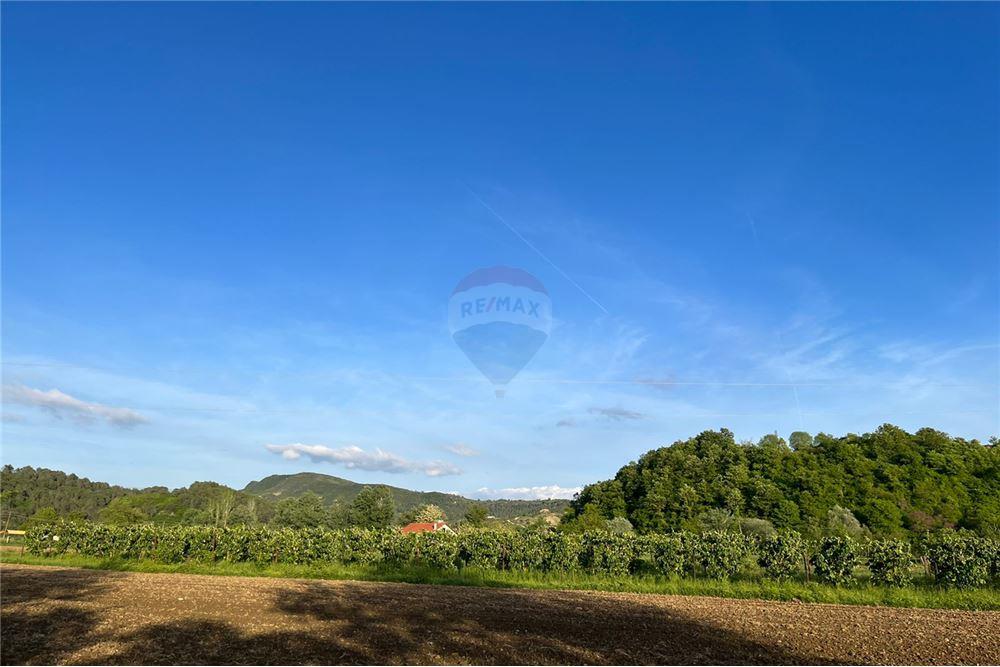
348,486,395,528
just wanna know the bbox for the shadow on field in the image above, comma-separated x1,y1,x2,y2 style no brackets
1,567,842,665
1,566,120,664
265,580,838,665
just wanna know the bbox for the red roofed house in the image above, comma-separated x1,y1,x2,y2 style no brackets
400,520,453,534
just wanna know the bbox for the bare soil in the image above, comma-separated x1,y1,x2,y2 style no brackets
2,563,998,665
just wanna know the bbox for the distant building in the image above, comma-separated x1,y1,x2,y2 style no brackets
400,520,453,534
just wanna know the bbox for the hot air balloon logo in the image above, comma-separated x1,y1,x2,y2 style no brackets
448,266,551,397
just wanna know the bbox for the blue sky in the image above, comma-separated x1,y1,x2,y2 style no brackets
3,3,998,498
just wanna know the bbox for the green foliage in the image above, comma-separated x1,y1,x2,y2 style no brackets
812,536,860,585
403,504,447,524
738,517,776,537
412,532,460,570
606,516,635,535
789,431,814,450
2,465,135,526
642,533,685,577
273,492,330,529
580,532,636,576
539,532,582,572
826,505,866,539
23,507,59,529
695,509,735,533
924,531,993,588
100,497,149,525
564,426,999,540
244,472,569,522
458,529,505,569
866,539,914,587
690,531,751,579
0,465,273,529
507,530,546,571
758,532,805,580
0,466,564,532
462,504,489,527
23,521,999,591
560,504,607,533
348,486,395,528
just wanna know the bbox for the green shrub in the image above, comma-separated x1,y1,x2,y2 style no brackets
866,539,914,587
643,533,685,577
412,531,459,570
758,532,804,581
811,536,860,585
458,529,504,569
21,521,998,590
924,532,992,588
580,532,636,576
151,528,188,563
540,532,582,572
691,531,751,579
508,530,546,571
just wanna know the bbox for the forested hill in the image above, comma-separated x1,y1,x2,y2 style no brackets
0,466,267,527
0,466,569,527
0,466,137,526
242,472,569,520
564,425,999,538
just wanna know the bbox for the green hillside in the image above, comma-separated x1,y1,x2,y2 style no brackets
0,465,569,528
564,425,999,538
242,472,570,520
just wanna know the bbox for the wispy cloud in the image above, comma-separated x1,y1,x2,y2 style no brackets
555,418,576,428
443,442,479,457
474,485,581,500
264,443,462,477
1,384,148,428
588,406,645,421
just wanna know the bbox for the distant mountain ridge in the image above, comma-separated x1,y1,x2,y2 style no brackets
242,472,569,520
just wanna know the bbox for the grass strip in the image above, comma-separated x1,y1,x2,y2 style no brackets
3,551,997,611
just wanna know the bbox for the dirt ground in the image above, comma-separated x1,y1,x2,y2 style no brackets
2,563,998,665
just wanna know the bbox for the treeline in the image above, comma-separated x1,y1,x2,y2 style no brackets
563,425,999,539
0,466,559,530
0,466,275,528
25,521,1000,589
0,466,137,525
0,466,499,531
244,472,569,520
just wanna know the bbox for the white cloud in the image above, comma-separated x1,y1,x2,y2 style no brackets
1,384,147,428
474,485,581,500
264,443,462,477
588,406,645,421
443,442,479,457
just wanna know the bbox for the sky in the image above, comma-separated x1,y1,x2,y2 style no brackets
2,3,998,499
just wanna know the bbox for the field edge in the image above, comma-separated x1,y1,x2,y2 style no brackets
3,551,998,611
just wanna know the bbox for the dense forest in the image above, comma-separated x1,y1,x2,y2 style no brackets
0,466,138,526
0,466,273,528
563,425,999,538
